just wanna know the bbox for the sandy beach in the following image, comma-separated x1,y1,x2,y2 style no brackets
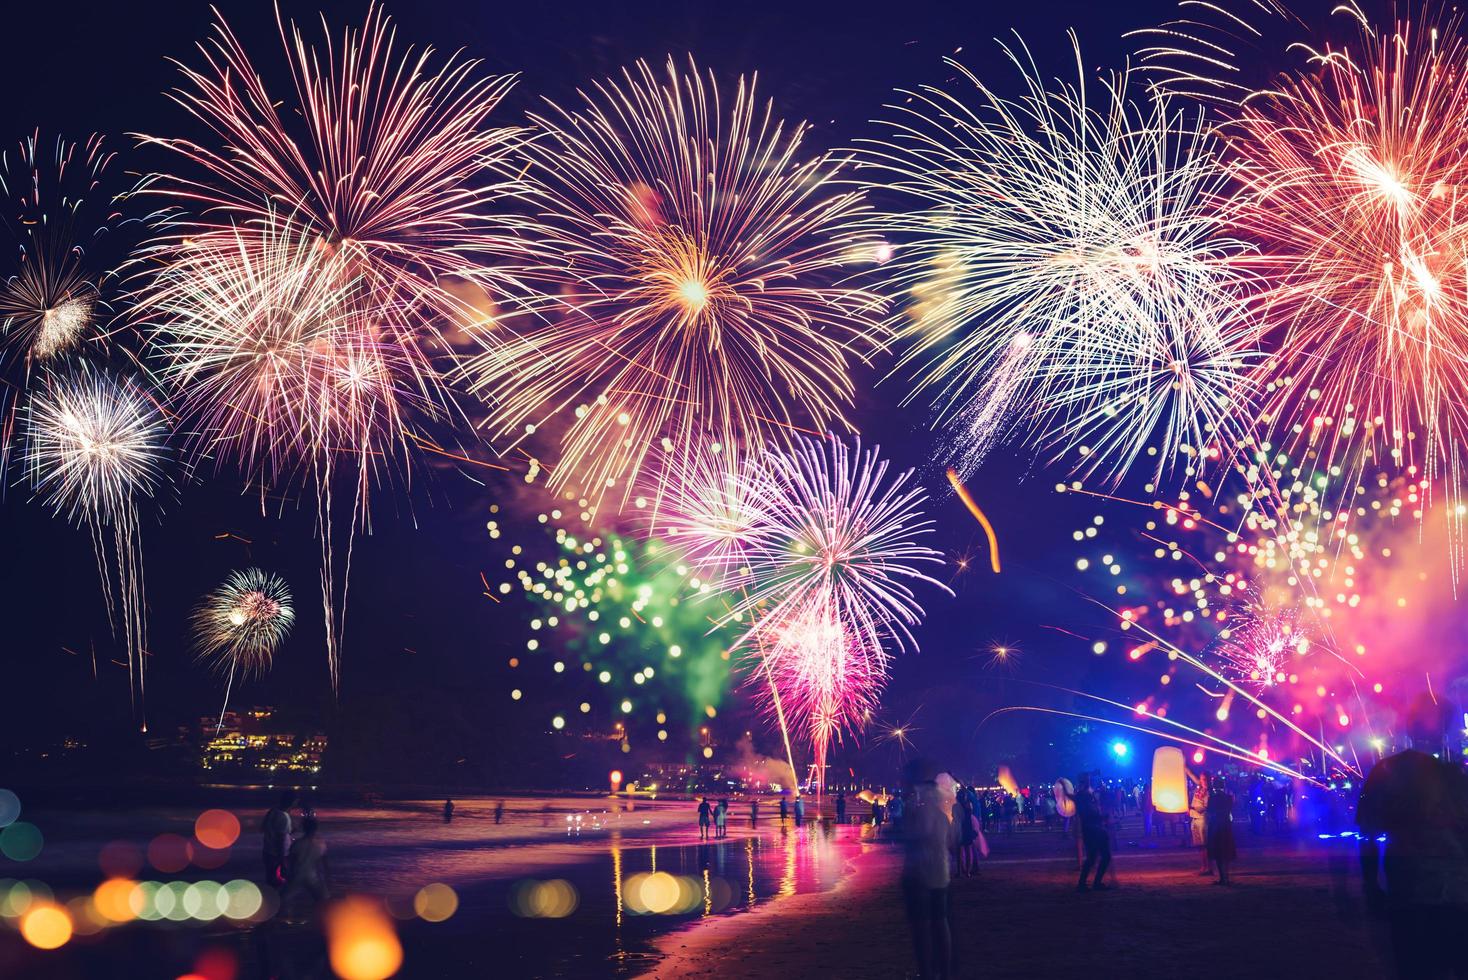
642,823,1392,979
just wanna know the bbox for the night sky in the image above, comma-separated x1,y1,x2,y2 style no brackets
0,0,1361,786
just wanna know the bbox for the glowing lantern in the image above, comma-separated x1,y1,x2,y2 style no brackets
1052,778,1076,818
1152,746,1188,814
609,770,623,794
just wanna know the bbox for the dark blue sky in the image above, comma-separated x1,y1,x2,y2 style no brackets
0,0,1356,782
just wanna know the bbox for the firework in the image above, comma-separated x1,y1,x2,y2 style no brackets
140,3,533,353
144,212,429,690
193,568,294,726
1058,446,1450,774
461,56,886,508
853,38,1259,485
695,437,950,790
23,365,168,717
1125,1,1303,107
0,133,160,476
1225,14,1468,532
489,499,734,745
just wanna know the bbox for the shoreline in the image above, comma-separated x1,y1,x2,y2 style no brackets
638,836,900,979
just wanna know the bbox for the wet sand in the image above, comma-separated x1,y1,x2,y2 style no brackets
642,821,1392,979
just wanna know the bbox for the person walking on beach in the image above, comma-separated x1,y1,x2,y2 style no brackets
750,798,760,827
793,795,806,827
779,796,789,823
1359,695,1468,979
836,791,847,825
1190,772,1212,873
1206,777,1237,885
900,759,958,980
261,791,296,888
443,799,454,823
494,800,505,825
1075,774,1112,892
697,798,712,841
715,798,729,838
281,815,330,916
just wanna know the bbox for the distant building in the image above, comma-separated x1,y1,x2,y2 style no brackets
198,706,327,777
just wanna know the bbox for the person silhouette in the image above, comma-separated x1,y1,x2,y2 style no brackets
1359,694,1468,979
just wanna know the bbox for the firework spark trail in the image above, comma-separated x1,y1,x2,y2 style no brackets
689,438,949,793
23,365,168,720
142,213,427,690
1125,0,1303,106
981,705,1325,785
136,3,542,688
652,444,800,795
1225,13,1468,555
461,56,886,510
852,35,1260,487
0,132,161,480
945,467,1001,573
138,2,535,362
193,568,294,728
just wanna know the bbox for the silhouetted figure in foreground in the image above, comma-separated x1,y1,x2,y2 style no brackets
901,760,958,980
1360,696,1468,980
1074,774,1112,892
261,791,297,889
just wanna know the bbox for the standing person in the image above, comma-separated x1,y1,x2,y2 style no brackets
750,798,760,827
872,797,885,829
779,795,789,824
793,795,805,827
281,815,330,915
697,798,712,841
836,791,847,825
953,791,979,876
1141,781,1155,838
443,799,454,823
715,798,728,839
888,792,905,832
1190,772,1212,873
1206,777,1237,884
1359,695,1468,980
494,801,505,825
261,791,296,888
1074,774,1112,892
901,760,958,980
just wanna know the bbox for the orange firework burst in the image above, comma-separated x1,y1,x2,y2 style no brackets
461,57,886,509
1227,13,1468,516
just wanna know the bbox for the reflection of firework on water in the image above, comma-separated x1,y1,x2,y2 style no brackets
852,39,1258,485
23,365,168,719
685,437,949,790
140,4,531,356
144,214,428,691
1226,13,1468,532
194,568,294,726
0,133,160,476
462,57,885,508
489,499,732,748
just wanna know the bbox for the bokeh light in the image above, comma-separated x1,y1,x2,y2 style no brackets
412,883,458,923
20,902,73,950
92,878,138,923
148,834,192,873
508,878,579,918
0,789,20,827
194,810,241,850
326,897,403,980
0,822,43,862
